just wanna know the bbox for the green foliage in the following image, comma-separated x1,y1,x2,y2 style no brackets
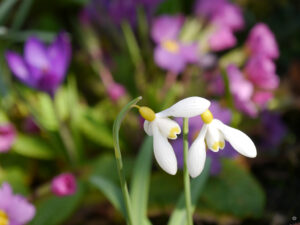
0,167,28,194
199,159,265,218
12,134,55,160
30,183,85,225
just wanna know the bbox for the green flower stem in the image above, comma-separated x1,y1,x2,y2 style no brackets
183,117,193,225
113,97,142,225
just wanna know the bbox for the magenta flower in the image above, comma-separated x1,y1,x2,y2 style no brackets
0,182,35,225
172,101,237,175
0,124,16,153
245,55,279,90
51,173,77,197
208,27,237,51
195,0,244,31
246,23,279,59
151,15,198,73
6,32,71,96
107,82,126,101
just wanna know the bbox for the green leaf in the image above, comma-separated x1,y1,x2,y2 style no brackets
199,159,265,218
13,134,55,159
30,182,85,225
0,167,28,194
90,175,127,217
130,136,153,225
0,0,18,25
168,159,211,225
12,0,34,30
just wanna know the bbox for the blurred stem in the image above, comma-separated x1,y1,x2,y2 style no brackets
183,118,193,225
11,0,34,30
51,97,77,166
121,21,146,92
161,71,177,97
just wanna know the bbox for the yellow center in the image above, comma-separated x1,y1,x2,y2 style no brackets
219,141,225,149
211,142,219,151
162,40,179,53
168,127,180,139
0,210,9,225
139,106,156,122
200,110,213,124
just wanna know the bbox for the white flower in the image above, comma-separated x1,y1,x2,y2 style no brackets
157,97,211,118
139,106,181,175
188,110,257,178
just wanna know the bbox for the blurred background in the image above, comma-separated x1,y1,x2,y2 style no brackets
0,0,300,224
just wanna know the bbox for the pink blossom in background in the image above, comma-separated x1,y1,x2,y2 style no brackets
0,182,35,225
208,27,237,51
51,173,77,197
151,15,198,73
0,124,16,153
246,23,279,59
107,82,126,101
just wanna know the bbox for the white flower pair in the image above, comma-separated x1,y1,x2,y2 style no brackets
139,97,257,177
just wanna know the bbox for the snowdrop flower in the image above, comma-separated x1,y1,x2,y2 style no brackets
188,109,257,178
138,106,181,175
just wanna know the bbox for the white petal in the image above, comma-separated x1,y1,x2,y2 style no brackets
157,97,211,118
188,124,208,178
156,117,181,139
214,119,257,158
153,125,178,175
205,123,221,152
143,120,153,136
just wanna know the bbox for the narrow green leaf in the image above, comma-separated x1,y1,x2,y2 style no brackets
130,136,153,225
0,30,56,42
12,134,55,159
0,0,18,25
90,175,127,217
168,159,211,225
12,0,34,30
30,183,84,225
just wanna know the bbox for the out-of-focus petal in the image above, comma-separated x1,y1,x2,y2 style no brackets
5,51,30,84
188,124,208,178
154,46,186,73
180,43,198,63
0,124,16,153
209,27,237,51
156,117,181,139
151,15,184,43
153,125,177,175
157,97,211,118
24,37,49,69
48,32,71,80
215,119,257,158
143,120,153,136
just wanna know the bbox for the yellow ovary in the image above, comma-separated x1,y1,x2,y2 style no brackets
0,210,9,225
200,110,213,124
162,40,179,53
168,127,180,139
139,107,156,122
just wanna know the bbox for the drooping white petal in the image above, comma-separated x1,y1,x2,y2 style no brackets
156,117,181,140
188,124,208,178
143,120,153,136
205,123,221,152
214,119,257,158
153,125,178,175
157,97,211,118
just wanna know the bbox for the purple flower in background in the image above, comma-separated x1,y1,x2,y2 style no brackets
151,15,198,73
260,111,286,149
208,27,237,51
172,101,237,175
195,0,244,31
245,55,279,90
6,32,71,96
0,182,35,225
107,82,126,101
51,173,77,197
0,124,16,153
246,23,279,59
22,117,40,134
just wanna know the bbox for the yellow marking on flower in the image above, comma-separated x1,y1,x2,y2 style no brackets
200,110,213,124
162,40,179,53
168,127,180,139
219,141,225,149
211,142,219,152
139,106,156,122
0,210,9,225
